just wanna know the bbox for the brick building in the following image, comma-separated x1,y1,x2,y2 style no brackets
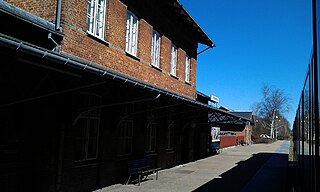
0,0,251,191
217,107,254,148
232,112,254,145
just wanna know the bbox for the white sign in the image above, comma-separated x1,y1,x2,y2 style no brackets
211,127,220,142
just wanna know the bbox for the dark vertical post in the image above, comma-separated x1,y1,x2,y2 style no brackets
312,0,319,191
56,123,65,192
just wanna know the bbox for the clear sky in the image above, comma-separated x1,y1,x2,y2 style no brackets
179,0,312,126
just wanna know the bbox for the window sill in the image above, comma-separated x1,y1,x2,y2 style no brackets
116,154,133,161
151,65,162,72
165,149,175,154
145,151,157,156
126,52,141,61
170,74,179,80
87,33,109,46
185,81,192,86
74,159,99,168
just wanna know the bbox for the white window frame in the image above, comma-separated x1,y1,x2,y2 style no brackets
185,55,191,83
87,0,107,39
126,11,139,56
151,30,161,68
75,92,101,162
166,123,174,150
146,121,157,152
75,116,100,161
118,120,133,155
170,44,177,76
117,104,134,156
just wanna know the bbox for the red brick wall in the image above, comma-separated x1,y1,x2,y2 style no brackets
177,48,186,81
236,130,245,137
4,0,56,22
160,35,171,74
106,0,126,49
190,57,197,86
238,136,245,143
220,135,246,148
236,125,253,144
5,0,198,99
138,19,152,64
220,136,236,148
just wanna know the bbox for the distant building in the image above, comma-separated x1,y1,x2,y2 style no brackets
218,107,255,148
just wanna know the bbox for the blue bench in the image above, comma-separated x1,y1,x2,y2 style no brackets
126,157,160,186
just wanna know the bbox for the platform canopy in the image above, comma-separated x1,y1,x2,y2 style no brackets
209,111,254,131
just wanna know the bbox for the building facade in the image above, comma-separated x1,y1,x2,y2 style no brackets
0,1,250,191
4,0,212,99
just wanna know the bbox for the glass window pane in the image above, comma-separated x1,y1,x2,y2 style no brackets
151,31,160,67
87,0,106,39
89,119,99,136
125,14,131,52
87,0,95,34
87,139,98,158
75,139,86,160
125,12,138,55
185,55,190,82
76,118,87,138
170,45,177,76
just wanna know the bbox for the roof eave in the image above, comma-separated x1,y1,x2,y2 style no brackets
175,0,215,47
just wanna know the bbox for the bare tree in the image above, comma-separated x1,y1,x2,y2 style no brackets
252,85,291,139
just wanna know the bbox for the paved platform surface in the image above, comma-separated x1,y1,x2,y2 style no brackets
94,140,289,192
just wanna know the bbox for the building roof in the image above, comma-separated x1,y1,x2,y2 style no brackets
172,0,215,47
230,112,253,120
121,0,215,49
230,112,255,125
196,91,211,100
219,107,255,121
219,106,234,112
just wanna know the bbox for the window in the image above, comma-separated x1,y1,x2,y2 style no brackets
118,120,133,155
126,11,139,56
87,0,107,39
146,122,156,152
170,44,177,76
75,117,100,161
146,106,156,152
166,123,174,150
151,30,161,68
185,55,191,83
75,93,101,161
117,104,134,155
166,111,174,150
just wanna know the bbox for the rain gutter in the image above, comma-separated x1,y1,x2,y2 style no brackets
0,33,250,123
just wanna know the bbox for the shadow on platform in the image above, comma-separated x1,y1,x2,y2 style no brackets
193,153,288,192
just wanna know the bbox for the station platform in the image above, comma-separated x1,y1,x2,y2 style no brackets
95,141,290,192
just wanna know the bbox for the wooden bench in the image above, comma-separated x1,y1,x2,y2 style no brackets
126,157,160,186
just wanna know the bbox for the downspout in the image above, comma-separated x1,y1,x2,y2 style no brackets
55,0,62,31
49,0,62,51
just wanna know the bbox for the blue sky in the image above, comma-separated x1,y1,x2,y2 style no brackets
180,0,312,126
